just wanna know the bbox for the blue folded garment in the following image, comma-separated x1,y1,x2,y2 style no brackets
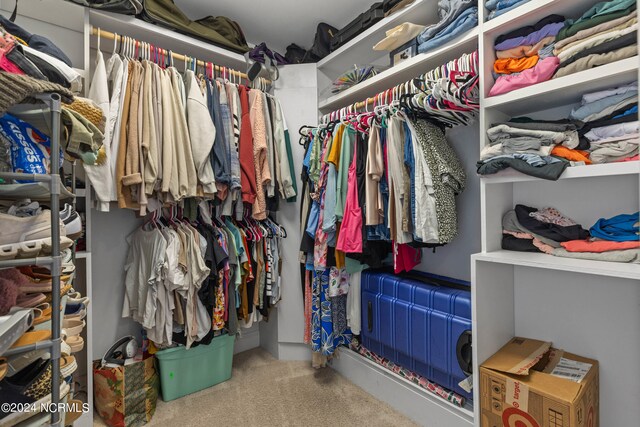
570,92,638,121
418,7,478,54
488,0,531,19
614,105,638,119
590,212,640,242
486,0,526,11
417,0,475,44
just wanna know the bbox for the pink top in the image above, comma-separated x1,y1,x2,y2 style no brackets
488,56,560,97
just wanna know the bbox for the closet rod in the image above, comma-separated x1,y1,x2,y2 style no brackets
89,26,271,84
323,50,479,121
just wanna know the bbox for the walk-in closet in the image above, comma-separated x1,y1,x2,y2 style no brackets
0,0,637,426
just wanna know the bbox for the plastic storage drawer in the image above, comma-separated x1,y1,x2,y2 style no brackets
155,333,235,401
361,271,472,399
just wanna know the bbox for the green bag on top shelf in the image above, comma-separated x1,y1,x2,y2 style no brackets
141,0,250,53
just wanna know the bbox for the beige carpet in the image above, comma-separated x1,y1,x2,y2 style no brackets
94,348,418,427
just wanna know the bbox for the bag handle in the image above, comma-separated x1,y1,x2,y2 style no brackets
10,0,18,22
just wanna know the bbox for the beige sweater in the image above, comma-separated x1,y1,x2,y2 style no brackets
184,70,217,195
169,68,198,199
142,61,158,197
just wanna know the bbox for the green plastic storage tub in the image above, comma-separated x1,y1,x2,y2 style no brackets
155,333,235,401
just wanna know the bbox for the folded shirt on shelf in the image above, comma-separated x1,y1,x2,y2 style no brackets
556,31,637,69
554,44,637,79
584,121,638,141
493,55,539,74
554,11,637,50
477,154,569,180
551,145,591,164
487,0,531,20
554,17,638,62
501,205,640,263
489,56,559,96
417,0,476,43
494,15,565,50
561,239,640,253
417,6,478,53
570,90,638,122
590,212,640,242
496,37,556,58
556,0,637,42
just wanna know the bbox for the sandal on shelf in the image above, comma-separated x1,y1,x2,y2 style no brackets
59,355,77,377
10,330,51,349
32,304,53,326
0,357,7,380
65,335,84,353
15,293,46,309
62,319,85,337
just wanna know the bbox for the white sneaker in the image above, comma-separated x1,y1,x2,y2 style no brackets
0,211,72,260
59,204,82,240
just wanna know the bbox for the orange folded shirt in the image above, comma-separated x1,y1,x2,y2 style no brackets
494,55,540,74
561,239,640,253
551,145,592,164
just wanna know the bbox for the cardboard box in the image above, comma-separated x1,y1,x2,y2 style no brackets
480,337,599,427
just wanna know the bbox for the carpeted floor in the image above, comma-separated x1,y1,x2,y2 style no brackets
94,348,418,426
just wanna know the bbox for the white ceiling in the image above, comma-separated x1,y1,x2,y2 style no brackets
175,0,375,54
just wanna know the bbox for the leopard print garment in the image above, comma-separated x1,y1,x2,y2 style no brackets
412,119,466,244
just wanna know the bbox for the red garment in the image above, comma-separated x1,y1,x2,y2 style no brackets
238,85,257,204
561,239,640,253
0,56,24,74
394,243,421,274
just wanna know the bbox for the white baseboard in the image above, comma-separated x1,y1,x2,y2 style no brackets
330,348,474,427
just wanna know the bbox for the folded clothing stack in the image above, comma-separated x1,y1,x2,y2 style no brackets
554,0,637,78
485,0,530,21
416,0,478,54
570,83,638,163
502,205,640,263
476,118,579,180
489,14,565,96
478,82,638,179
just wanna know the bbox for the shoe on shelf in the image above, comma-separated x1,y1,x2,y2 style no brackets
0,358,70,425
15,293,46,309
0,358,6,381
64,335,83,354
0,268,54,294
10,330,51,350
61,319,84,337
5,350,48,378
0,277,19,315
59,204,82,241
0,210,72,260
59,355,76,378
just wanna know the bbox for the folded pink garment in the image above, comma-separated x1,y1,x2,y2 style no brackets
488,56,560,97
616,154,639,162
561,239,640,253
